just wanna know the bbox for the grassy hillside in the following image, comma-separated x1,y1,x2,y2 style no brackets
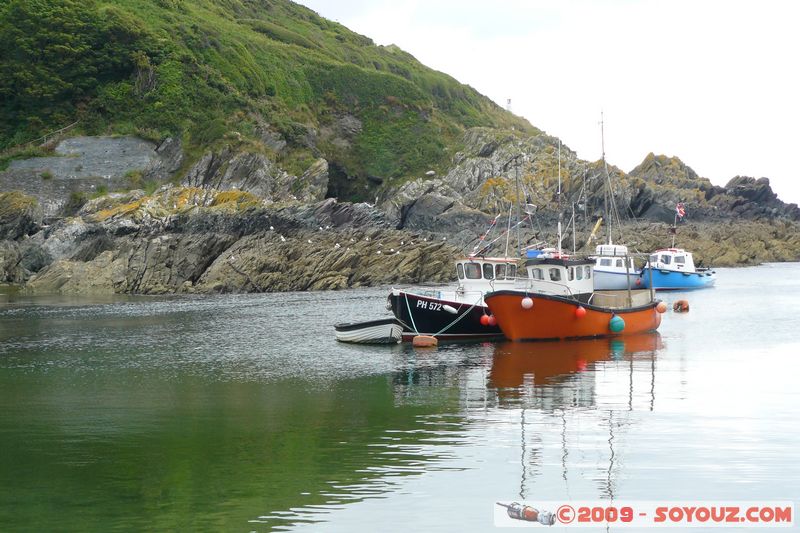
0,0,534,197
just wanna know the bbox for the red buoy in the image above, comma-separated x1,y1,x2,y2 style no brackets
487,315,497,326
480,314,490,326
574,306,587,318
673,300,690,313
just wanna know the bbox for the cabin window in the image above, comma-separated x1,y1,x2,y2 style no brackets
531,268,543,280
549,268,561,282
457,263,465,279
483,263,494,279
600,258,612,267
495,264,506,279
660,255,672,265
585,266,592,279
615,259,624,268
675,256,686,264
650,254,658,264
576,266,583,280
568,267,574,281
464,263,482,279
508,265,517,278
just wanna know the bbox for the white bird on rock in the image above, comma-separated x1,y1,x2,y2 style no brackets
270,226,274,231
280,235,286,242
307,239,313,244
334,243,341,249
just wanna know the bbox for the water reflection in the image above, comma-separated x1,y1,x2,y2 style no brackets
482,334,663,503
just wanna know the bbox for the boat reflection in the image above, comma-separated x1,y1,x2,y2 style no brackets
488,333,662,408
486,332,663,501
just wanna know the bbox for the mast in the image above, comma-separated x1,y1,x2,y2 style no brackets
515,156,523,255
571,202,576,254
600,112,611,246
671,211,678,248
557,140,563,255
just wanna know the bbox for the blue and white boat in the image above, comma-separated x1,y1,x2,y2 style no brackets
639,248,715,290
592,243,644,291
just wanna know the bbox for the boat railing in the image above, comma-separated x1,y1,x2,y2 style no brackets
513,277,579,297
589,289,655,308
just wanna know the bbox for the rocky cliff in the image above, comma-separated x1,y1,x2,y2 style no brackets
2,125,799,295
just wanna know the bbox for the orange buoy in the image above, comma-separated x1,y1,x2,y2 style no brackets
574,306,587,318
656,301,668,313
487,315,497,326
412,335,438,347
673,300,690,313
480,314,490,326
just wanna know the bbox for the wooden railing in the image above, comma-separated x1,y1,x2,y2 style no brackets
0,120,80,156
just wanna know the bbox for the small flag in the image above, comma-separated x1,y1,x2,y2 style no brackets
676,202,686,219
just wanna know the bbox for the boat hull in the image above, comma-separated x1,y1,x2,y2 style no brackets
593,269,644,291
484,290,661,341
334,318,403,344
640,267,716,290
389,291,504,341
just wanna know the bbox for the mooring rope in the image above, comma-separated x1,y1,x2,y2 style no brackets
402,291,485,338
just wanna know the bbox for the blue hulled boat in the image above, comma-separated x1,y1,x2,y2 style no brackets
639,248,715,290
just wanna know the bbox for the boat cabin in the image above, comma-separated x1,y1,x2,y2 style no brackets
648,248,697,272
523,249,594,300
455,256,519,292
594,244,636,272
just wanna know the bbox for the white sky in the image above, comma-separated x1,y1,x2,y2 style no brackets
296,0,800,205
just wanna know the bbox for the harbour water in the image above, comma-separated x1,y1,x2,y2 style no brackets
1,264,799,531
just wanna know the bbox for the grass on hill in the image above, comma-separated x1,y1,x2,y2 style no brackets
0,0,535,200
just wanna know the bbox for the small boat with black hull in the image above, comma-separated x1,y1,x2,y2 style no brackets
334,317,404,344
388,256,519,342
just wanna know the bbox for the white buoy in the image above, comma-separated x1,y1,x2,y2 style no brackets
521,297,534,309
442,305,458,314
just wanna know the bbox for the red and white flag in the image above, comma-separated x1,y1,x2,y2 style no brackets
676,202,686,219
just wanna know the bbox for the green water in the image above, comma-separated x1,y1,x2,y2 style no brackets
1,265,799,531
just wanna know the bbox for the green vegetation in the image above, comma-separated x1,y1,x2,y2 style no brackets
0,0,533,199
0,191,39,217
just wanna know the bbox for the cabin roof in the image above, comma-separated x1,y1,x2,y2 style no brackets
524,257,594,267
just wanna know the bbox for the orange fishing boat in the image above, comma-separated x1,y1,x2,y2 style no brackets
484,251,665,341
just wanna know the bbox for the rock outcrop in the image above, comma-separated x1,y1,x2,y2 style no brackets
19,186,459,294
